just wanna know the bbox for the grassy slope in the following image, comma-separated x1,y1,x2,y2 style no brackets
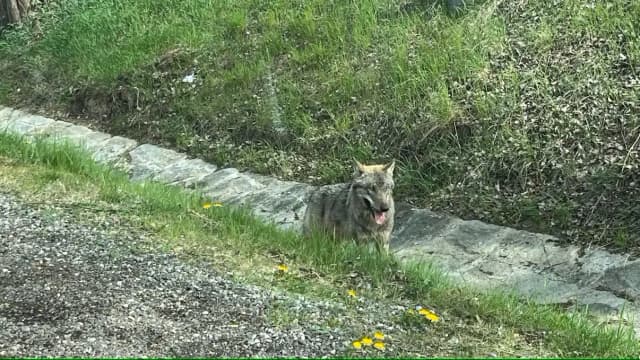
0,0,638,252
0,131,638,357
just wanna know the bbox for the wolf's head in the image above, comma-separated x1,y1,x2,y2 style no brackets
350,159,395,225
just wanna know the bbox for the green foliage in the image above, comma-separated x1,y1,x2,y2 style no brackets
0,0,638,253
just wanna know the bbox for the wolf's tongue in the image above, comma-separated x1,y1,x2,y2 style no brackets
374,211,386,225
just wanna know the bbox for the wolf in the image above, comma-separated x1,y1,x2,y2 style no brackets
302,159,396,254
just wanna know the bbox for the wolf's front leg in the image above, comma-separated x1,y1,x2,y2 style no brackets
372,234,390,255
380,231,392,255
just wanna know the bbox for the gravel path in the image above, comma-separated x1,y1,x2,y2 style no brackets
0,192,354,357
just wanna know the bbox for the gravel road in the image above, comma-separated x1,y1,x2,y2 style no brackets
0,192,357,357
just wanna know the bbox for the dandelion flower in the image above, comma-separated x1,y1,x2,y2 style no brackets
424,312,440,322
202,201,223,209
373,331,385,340
352,340,362,349
419,308,440,322
361,336,373,346
276,263,289,273
347,289,357,298
373,341,385,351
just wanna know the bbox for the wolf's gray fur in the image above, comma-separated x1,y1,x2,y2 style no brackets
302,160,396,253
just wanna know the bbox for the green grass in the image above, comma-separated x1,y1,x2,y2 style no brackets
0,131,639,357
0,0,639,250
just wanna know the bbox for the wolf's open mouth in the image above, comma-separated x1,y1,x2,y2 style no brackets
373,211,386,225
363,197,387,225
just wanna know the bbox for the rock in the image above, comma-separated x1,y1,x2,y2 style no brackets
239,181,311,231
594,262,640,300
90,136,138,169
199,168,266,204
153,158,217,188
128,144,187,181
0,108,55,137
47,123,112,152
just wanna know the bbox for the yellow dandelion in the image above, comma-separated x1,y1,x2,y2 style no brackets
373,341,385,351
425,312,440,322
419,308,440,322
202,201,223,209
352,340,362,350
361,336,373,346
276,263,289,273
347,289,357,298
373,331,385,340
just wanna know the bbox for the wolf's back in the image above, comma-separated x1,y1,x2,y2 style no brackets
302,183,351,236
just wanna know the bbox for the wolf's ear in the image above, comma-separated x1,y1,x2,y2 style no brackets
353,158,366,177
383,160,395,174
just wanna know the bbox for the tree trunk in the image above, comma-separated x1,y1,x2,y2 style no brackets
0,0,31,27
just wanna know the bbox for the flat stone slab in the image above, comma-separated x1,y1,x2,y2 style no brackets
46,122,113,151
1,105,639,336
90,136,138,168
200,168,267,204
593,262,640,300
0,108,55,136
0,106,11,124
128,144,188,181
31,120,74,138
238,180,311,231
391,204,640,332
153,158,218,188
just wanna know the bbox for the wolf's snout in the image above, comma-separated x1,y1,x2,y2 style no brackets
373,205,389,225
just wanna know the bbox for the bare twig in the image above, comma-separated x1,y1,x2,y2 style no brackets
620,126,640,177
